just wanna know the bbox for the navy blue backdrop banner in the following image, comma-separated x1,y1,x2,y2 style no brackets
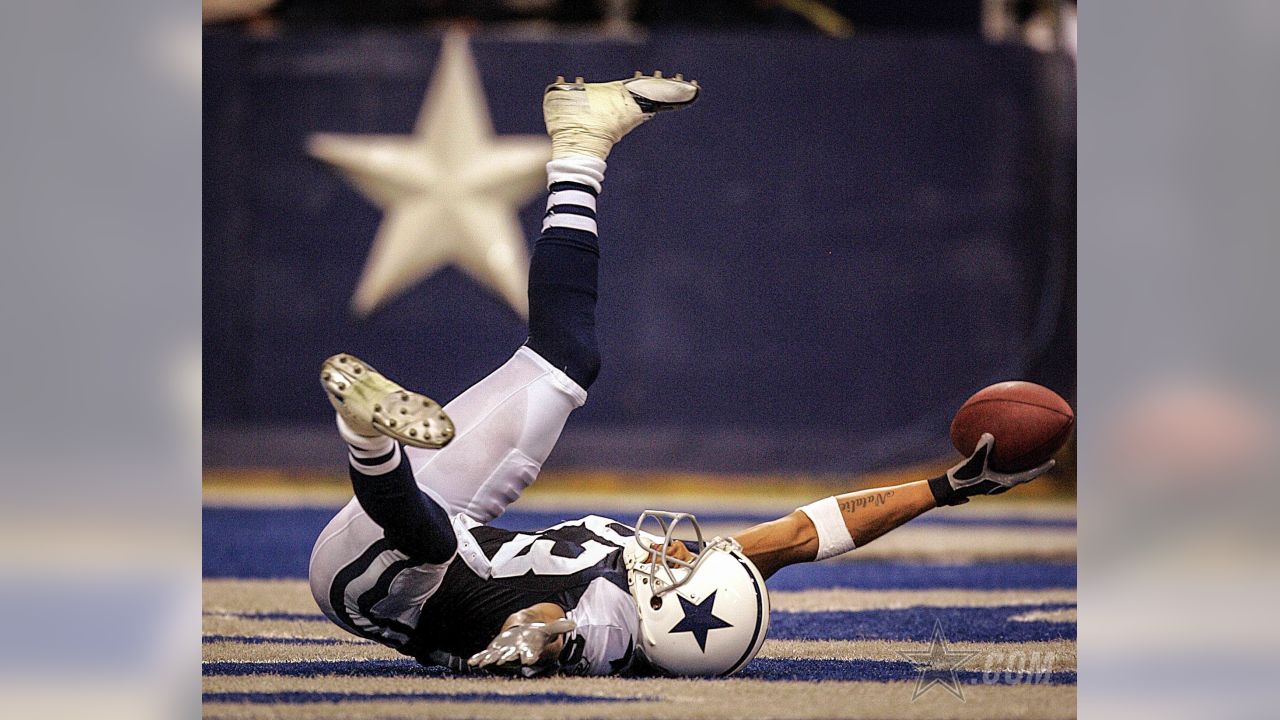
203,29,1075,473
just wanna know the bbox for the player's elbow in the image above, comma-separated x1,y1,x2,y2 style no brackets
782,510,820,555
736,511,820,579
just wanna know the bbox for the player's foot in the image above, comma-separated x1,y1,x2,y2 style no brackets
543,72,700,160
320,353,454,449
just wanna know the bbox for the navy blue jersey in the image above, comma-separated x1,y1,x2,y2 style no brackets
311,503,650,676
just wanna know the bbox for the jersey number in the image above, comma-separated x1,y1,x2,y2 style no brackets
487,518,627,579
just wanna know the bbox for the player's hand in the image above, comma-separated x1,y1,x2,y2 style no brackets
467,618,576,672
944,433,1054,504
648,540,694,565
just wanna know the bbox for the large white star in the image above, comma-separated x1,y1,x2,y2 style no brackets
308,31,549,318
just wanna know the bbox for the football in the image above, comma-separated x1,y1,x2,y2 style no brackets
950,381,1075,472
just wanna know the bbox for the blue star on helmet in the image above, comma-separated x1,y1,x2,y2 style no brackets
667,591,734,652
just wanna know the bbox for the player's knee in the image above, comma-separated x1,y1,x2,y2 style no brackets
527,332,599,389
553,335,600,389
573,339,601,389
389,528,456,564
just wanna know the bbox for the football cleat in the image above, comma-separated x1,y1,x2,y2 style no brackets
543,72,700,160
320,353,454,449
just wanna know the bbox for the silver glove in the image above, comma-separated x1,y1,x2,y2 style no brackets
467,618,577,671
944,433,1055,503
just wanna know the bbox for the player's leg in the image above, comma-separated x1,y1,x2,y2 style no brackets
319,355,458,562
336,416,456,563
734,434,1055,578
402,73,700,523
401,346,586,523
527,71,699,387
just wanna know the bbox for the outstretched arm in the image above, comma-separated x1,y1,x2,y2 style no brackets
734,434,1054,579
733,482,936,579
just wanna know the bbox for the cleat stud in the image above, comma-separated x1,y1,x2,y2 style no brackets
338,357,346,363
653,70,662,78
322,372,330,380
400,408,408,415
674,73,683,80
401,393,409,401
555,75,565,83
336,383,346,390
691,79,699,87
374,404,381,411
634,70,642,78
409,429,417,437
574,76,584,84
422,399,431,406
388,419,397,427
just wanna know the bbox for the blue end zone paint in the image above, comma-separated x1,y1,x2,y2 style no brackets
203,659,1075,685
204,691,647,704
203,634,360,645
205,659,444,678
204,555,1076,594
205,611,325,621
483,509,1076,531
769,605,1076,642
738,658,1076,685
203,508,1076,587
767,560,1076,590
208,605,1075,644
204,507,334,578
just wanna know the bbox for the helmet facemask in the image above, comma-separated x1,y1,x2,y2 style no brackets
633,510,732,603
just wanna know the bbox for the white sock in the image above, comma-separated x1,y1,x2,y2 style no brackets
546,156,607,193
335,413,393,455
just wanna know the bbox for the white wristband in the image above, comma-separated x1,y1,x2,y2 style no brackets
798,496,856,561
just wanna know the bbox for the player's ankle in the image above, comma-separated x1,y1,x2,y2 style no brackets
336,412,386,447
550,136,612,161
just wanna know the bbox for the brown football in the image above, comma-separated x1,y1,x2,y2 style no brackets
949,381,1075,472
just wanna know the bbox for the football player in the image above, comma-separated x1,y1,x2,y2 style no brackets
308,73,1054,677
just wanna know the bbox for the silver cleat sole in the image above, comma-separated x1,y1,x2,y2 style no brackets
320,353,455,449
545,72,700,113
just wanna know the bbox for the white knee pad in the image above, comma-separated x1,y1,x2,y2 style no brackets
797,496,856,561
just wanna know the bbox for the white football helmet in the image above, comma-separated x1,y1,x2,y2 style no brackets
624,510,770,677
